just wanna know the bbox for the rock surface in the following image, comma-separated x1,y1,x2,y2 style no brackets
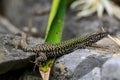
102,56,120,80
50,49,109,80
19,70,42,80
0,33,43,75
79,67,101,80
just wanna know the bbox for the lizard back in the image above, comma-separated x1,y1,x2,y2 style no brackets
20,32,108,57
44,32,108,57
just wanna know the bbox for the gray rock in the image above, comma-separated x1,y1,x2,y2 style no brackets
102,56,120,80
79,67,101,80
0,33,43,75
19,70,42,80
51,49,109,80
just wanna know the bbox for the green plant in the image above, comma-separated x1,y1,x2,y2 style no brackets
38,0,67,80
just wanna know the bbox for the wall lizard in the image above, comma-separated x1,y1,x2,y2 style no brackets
18,32,108,63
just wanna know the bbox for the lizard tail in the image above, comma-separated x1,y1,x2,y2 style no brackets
20,32,33,51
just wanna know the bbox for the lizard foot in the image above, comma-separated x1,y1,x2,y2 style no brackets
33,52,47,71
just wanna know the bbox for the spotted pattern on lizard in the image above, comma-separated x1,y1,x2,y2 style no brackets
20,32,108,62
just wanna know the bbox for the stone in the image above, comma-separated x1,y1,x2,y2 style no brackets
0,33,43,75
19,70,42,80
102,56,120,80
79,67,101,80
50,49,109,80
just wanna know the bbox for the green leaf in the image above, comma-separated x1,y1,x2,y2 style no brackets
39,0,67,72
45,0,67,43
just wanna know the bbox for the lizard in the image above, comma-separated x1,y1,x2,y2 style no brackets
18,31,108,63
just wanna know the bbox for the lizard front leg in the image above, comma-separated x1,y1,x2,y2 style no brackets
33,52,47,71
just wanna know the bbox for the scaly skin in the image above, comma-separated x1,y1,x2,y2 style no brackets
20,32,108,62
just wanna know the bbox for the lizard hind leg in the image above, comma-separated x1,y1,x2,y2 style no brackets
33,52,47,71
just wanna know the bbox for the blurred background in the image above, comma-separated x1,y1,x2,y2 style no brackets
0,0,120,40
